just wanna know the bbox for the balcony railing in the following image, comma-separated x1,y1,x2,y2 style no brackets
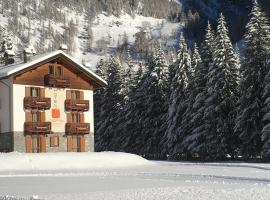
24,97,51,110
44,74,71,88
65,99,89,111
66,123,90,134
24,122,51,133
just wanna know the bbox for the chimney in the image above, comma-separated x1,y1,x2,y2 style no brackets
23,46,36,63
4,50,15,66
59,44,68,53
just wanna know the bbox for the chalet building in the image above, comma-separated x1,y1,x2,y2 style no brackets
0,50,107,153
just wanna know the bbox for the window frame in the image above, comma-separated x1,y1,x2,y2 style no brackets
50,136,60,147
30,87,40,97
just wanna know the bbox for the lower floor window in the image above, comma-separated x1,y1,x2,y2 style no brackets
50,136,59,147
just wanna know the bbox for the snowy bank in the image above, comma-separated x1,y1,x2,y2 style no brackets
0,152,153,174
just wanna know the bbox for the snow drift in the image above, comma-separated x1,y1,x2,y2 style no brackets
0,152,153,174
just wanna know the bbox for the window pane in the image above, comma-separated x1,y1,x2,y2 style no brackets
57,66,62,77
72,135,77,152
31,88,40,97
49,66,54,74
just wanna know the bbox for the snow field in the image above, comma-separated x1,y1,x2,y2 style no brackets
0,152,153,174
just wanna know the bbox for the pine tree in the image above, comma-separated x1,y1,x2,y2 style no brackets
95,56,124,151
121,63,145,153
185,22,215,159
235,0,270,158
94,59,108,150
262,70,270,159
162,33,192,159
139,47,169,158
180,43,203,158
204,14,239,160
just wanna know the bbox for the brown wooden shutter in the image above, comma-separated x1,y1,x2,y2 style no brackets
79,91,84,100
40,88,45,97
39,135,46,153
79,113,84,123
25,135,32,153
25,87,31,97
67,112,72,123
66,90,71,99
25,111,31,122
40,112,46,122
79,135,85,152
67,136,72,152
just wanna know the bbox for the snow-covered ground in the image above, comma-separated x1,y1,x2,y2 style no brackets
0,152,269,200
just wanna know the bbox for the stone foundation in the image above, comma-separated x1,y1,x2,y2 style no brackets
0,132,94,153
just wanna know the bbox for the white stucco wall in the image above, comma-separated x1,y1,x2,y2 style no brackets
12,84,26,132
12,84,94,133
0,78,12,133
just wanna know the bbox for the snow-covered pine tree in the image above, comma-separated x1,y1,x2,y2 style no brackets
235,0,270,158
161,33,192,159
139,47,169,158
110,63,135,151
185,22,215,159
261,70,270,159
95,56,124,151
94,59,108,150
180,43,203,158
204,14,239,160
120,63,146,154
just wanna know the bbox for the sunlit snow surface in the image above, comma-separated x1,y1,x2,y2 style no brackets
0,152,269,200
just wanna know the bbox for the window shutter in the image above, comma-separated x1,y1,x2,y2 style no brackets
79,113,84,123
41,112,46,122
79,91,84,100
66,90,71,99
39,135,46,153
40,88,45,97
25,111,31,122
66,112,72,123
25,135,32,153
67,136,72,152
25,87,30,97
79,135,85,152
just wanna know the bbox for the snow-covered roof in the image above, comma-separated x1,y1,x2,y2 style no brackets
4,50,15,56
0,50,107,87
24,46,36,55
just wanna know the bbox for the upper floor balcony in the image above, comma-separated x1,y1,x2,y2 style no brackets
24,122,51,133
24,97,51,110
65,99,89,112
44,74,70,88
66,123,90,134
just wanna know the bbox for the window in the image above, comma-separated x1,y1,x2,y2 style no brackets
32,112,41,122
72,112,80,123
71,90,80,100
72,135,80,152
48,65,54,74
31,87,40,97
57,66,62,78
50,136,59,147
32,135,41,153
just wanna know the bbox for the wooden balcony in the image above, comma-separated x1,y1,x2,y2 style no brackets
65,99,89,111
24,122,51,133
66,123,90,134
44,74,70,88
24,97,51,110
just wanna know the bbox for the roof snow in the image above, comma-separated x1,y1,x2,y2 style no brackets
0,50,107,87
4,50,15,56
